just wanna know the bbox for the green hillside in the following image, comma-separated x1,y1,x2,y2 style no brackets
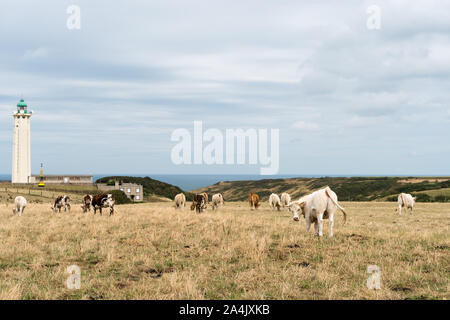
192,177,450,202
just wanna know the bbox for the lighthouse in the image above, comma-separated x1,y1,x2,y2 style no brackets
12,99,32,184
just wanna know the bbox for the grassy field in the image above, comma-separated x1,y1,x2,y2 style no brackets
0,201,448,300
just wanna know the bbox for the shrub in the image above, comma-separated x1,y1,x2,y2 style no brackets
434,195,448,202
108,190,132,204
414,193,432,202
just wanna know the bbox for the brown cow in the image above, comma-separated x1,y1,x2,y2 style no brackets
81,194,93,213
248,193,260,210
190,192,208,211
193,194,206,213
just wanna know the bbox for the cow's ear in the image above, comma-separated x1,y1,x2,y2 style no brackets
413,197,417,201
299,201,307,208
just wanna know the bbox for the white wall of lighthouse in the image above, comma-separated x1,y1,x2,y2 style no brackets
12,99,32,184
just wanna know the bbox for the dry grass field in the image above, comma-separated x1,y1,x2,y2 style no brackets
0,201,448,300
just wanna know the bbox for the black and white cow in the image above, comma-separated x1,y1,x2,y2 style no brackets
81,194,93,213
92,193,115,216
51,195,71,213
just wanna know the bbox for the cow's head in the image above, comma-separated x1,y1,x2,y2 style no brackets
105,194,115,207
287,201,306,221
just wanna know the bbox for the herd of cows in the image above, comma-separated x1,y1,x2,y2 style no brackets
9,186,418,238
173,186,418,237
11,192,115,217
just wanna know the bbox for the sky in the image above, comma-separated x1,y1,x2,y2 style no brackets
0,0,449,176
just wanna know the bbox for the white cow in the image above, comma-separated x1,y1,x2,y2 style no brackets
396,193,416,215
211,193,224,210
287,186,347,237
280,192,291,208
269,193,281,211
174,193,186,210
13,196,27,216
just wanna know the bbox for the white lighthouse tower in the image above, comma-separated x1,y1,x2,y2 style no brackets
12,99,32,184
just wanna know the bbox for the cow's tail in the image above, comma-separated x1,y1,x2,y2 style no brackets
325,186,347,224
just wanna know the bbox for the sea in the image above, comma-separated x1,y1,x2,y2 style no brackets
0,174,338,191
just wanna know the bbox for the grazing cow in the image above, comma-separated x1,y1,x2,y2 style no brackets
211,193,224,211
81,194,93,213
174,193,186,210
269,193,281,211
396,193,416,215
281,192,291,208
248,193,260,210
287,186,347,237
92,193,115,216
51,195,71,213
193,194,206,213
190,192,208,211
200,192,208,209
13,196,27,216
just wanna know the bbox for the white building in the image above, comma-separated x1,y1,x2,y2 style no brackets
12,99,32,184
28,175,93,185
97,181,144,202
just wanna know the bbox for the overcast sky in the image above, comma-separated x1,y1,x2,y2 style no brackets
1,0,449,175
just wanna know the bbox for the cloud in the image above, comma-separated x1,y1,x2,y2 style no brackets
292,121,320,131
409,151,423,157
345,115,389,127
22,47,48,60
0,0,449,175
